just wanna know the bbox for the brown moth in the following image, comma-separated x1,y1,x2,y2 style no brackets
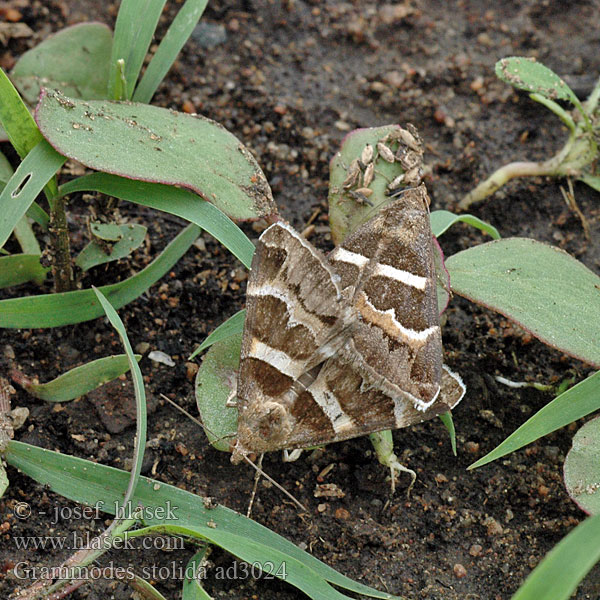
233,184,465,461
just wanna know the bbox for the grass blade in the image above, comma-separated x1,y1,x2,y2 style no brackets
5,441,398,600
431,210,500,239
26,202,49,230
439,412,457,456
0,140,66,249
0,67,43,158
189,309,246,359
12,354,140,402
511,514,600,600
183,547,212,600
0,254,48,288
109,0,167,99
0,223,199,328
60,173,255,268
93,287,146,509
469,371,600,469
134,0,208,103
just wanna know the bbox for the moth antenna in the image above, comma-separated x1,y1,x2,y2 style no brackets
160,394,308,513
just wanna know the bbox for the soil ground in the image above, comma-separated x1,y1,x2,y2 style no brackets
1,1,600,599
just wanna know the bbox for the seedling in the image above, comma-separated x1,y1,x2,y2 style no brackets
0,0,241,293
459,57,600,211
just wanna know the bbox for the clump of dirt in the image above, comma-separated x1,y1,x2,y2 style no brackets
1,1,599,599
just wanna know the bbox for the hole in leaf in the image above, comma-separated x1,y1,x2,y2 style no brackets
11,173,32,198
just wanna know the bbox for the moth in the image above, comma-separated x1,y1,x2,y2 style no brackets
232,184,465,462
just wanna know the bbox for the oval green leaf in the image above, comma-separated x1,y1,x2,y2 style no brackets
11,23,113,105
35,89,275,221
76,223,147,271
495,57,578,104
194,334,241,452
446,238,600,367
564,415,600,515
328,125,405,245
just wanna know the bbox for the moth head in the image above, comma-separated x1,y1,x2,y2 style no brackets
235,400,293,456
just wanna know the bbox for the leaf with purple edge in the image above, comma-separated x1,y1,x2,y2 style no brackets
446,238,600,367
35,90,276,221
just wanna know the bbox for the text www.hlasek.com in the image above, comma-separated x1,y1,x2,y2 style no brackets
13,532,183,551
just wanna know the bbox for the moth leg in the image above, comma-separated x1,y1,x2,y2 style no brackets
225,380,238,407
282,449,303,462
369,431,416,496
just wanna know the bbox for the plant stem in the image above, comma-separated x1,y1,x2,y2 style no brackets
584,76,600,114
48,194,73,292
458,160,554,210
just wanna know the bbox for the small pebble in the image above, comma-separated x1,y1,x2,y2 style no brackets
469,544,482,557
335,508,350,520
453,563,467,578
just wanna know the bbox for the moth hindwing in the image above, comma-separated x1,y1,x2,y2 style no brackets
234,184,464,460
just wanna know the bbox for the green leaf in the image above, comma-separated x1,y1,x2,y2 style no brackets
93,287,147,507
564,415,600,515
90,222,124,241
0,463,8,498
0,149,12,185
439,412,457,456
5,441,398,600
11,23,113,104
25,202,49,230
189,309,246,359
0,139,66,249
194,334,241,452
76,224,147,271
430,210,501,240
183,547,212,600
13,354,141,402
495,57,579,105
37,90,275,221
0,254,48,288
60,173,255,268
579,174,600,192
469,371,600,469
109,0,167,99
328,125,406,245
0,223,199,328
446,238,600,367
511,513,600,600
133,0,208,104
0,67,43,158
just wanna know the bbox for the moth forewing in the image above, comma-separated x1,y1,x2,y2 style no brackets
235,222,352,459
330,185,443,410
234,184,464,461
